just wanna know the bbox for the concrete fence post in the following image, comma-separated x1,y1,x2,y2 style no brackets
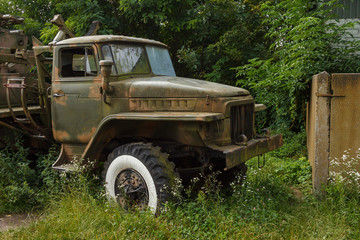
307,72,331,195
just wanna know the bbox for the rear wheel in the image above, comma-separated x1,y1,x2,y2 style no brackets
102,143,176,214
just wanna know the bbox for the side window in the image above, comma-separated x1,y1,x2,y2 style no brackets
60,47,97,78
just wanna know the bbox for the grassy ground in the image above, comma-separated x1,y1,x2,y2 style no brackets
0,133,360,239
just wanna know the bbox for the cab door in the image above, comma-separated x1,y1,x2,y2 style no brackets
51,45,102,144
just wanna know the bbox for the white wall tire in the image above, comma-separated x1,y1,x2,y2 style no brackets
102,143,176,214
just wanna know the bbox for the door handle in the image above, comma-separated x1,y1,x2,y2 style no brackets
53,93,65,97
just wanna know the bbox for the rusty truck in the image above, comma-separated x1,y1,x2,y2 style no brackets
0,14,282,213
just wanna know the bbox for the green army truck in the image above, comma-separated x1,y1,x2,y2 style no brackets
0,14,282,213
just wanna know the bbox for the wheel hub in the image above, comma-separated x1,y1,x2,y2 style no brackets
115,168,149,210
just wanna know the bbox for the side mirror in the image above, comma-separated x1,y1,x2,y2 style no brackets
99,60,114,95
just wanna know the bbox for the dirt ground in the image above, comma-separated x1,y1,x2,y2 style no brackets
0,214,37,231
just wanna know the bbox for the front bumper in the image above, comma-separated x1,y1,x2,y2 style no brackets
209,134,283,170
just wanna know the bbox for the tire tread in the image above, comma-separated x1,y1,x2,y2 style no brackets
101,142,177,212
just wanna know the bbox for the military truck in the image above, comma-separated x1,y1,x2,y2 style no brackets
0,14,282,213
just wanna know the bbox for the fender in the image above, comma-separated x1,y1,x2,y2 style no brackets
82,112,225,161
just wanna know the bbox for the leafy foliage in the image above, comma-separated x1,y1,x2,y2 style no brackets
38,0,116,44
0,0,57,40
271,130,307,159
0,137,38,213
236,0,360,131
0,135,61,213
174,0,267,84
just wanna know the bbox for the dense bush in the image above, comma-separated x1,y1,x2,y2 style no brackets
0,135,61,213
271,130,307,159
236,0,360,131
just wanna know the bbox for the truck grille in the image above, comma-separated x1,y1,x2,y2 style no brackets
230,104,254,143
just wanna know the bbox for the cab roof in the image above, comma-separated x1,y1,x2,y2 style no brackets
55,35,168,48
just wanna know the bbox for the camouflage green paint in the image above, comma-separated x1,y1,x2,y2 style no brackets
51,44,102,143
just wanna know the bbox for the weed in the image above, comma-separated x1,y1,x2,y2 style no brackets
0,135,42,213
273,157,312,187
1,132,360,239
271,130,307,159
2,153,360,239
0,134,100,214
328,148,360,192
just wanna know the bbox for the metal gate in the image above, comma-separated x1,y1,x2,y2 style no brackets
307,72,360,193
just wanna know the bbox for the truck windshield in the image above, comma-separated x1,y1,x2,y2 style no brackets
146,46,176,77
102,44,176,77
102,44,150,75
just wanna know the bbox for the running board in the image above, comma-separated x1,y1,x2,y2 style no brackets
52,144,86,171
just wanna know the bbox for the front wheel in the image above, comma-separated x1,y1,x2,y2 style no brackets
102,143,176,214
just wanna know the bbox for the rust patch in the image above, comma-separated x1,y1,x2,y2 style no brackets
53,130,71,142
53,95,68,106
77,127,97,143
88,85,100,98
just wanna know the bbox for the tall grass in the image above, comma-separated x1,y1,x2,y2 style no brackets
1,159,359,239
1,132,359,239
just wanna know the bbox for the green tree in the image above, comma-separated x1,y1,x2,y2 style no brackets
236,0,360,131
0,0,116,43
116,0,202,76
200,0,267,85
115,0,267,85
0,0,57,39
172,0,267,84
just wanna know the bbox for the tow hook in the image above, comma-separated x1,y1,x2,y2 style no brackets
258,154,266,168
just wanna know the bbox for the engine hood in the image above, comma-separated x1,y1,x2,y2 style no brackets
128,76,249,98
